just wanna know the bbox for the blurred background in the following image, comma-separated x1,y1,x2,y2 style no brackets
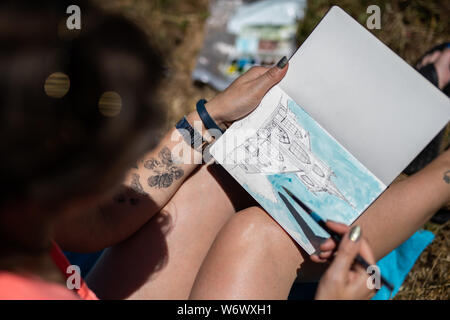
92,0,449,299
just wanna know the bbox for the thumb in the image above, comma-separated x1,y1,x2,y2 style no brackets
328,225,362,279
253,56,289,93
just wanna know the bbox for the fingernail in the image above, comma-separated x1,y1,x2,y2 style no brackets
276,56,288,69
349,225,362,242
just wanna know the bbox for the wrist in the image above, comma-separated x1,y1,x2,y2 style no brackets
179,113,214,161
435,65,450,89
186,110,204,131
204,98,228,129
185,110,219,139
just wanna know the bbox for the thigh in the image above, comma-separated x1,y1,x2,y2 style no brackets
86,163,255,299
87,152,450,299
190,206,310,300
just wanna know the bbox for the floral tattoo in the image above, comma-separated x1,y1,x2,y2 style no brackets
145,147,184,189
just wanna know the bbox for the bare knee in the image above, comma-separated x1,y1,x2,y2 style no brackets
190,206,304,299
224,206,304,264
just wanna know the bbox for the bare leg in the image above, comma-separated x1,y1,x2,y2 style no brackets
191,151,450,299
86,163,256,299
88,150,449,299
190,206,307,300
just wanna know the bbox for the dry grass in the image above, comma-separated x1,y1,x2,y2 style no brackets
395,221,450,299
297,0,450,64
93,0,449,300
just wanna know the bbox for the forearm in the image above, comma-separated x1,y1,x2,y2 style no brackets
128,110,218,207
55,110,218,252
355,149,450,260
55,62,288,252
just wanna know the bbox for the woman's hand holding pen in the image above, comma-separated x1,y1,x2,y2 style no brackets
315,223,377,300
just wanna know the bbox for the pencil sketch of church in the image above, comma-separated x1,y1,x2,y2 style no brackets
225,94,353,207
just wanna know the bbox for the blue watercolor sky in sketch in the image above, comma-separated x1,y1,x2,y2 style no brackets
239,96,386,247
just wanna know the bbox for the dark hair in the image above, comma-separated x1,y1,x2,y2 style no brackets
0,0,166,210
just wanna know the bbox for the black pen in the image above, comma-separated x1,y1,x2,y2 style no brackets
281,186,394,292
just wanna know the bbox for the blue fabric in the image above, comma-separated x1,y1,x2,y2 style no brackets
372,229,434,300
288,282,318,300
289,229,434,300
63,250,104,278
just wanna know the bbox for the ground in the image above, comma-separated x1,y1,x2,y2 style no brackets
93,0,449,300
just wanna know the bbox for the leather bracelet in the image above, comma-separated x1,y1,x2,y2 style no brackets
175,116,204,150
196,99,225,134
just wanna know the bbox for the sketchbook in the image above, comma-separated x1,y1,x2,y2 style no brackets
209,6,450,254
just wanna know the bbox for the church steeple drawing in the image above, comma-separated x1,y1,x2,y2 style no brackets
225,95,353,208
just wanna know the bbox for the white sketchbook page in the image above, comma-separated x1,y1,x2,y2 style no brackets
279,6,450,185
210,86,387,254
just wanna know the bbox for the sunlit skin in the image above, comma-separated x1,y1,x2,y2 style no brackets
79,50,450,300
4,45,447,299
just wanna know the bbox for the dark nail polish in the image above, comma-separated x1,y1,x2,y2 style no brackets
276,56,288,69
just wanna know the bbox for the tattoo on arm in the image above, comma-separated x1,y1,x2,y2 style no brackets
130,173,148,195
443,170,450,184
113,192,140,206
145,146,184,189
112,173,147,206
